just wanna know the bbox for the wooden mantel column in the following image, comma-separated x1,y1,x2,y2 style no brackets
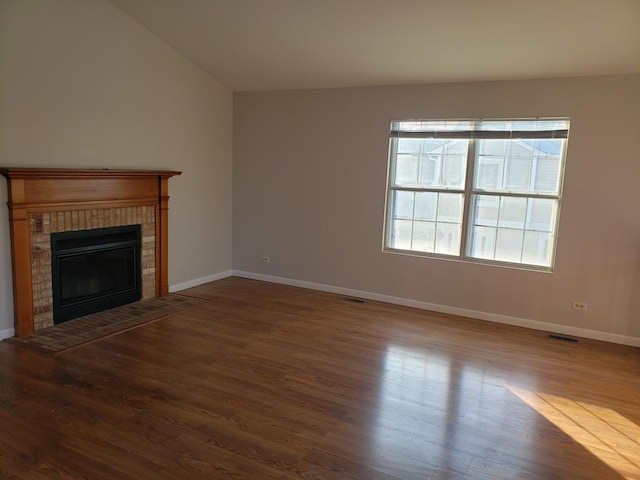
0,168,181,337
3,176,34,337
158,175,172,297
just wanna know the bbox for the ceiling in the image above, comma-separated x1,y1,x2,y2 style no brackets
109,0,640,92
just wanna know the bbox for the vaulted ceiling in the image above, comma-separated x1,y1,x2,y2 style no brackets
109,0,640,91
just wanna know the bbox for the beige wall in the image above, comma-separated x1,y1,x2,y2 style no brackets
233,75,640,342
0,0,233,335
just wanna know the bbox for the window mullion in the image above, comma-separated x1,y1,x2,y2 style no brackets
460,138,477,260
384,137,400,249
433,192,440,252
470,191,558,200
390,186,464,194
410,191,417,251
493,195,502,260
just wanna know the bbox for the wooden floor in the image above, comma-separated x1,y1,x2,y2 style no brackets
1,277,639,479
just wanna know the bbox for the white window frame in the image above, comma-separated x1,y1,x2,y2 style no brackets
383,118,570,271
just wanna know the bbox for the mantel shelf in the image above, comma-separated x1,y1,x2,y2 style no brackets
0,167,181,179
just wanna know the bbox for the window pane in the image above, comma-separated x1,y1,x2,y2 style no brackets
498,197,527,229
522,230,553,266
392,191,415,219
394,154,419,186
437,193,463,223
505,156,531,191
390,219,412,250
442,154,466,188
435,222,460,255
391,138,468,189
502,141,532,192
473,195,499,227
418,156,438,185
414,192,437,221
436,193,463,254
417,139,468,189
469,195,557,266
397,138,422,155
475,138,566,195
394,120,474,132
478,139,506,156
534,155,561,193
387,191,462,254
475,153,503,190
468,226,496,259
425,139,444,154
494,228,524,263
412,221,436,252
526,198,557,232
476,119,569,132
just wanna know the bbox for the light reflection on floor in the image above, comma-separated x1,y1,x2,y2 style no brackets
508,385,640,480
372,345,454,477
370,344,640,478
372,344,537,477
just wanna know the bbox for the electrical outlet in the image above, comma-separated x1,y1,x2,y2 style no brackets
260,256,270,263
572,301,587,311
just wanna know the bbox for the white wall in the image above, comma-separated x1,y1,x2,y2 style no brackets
233,75,640,344
0,0,233,336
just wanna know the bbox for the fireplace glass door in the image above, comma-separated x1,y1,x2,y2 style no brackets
51,225,142,324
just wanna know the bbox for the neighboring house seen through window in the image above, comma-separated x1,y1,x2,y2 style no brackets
384,119,570,269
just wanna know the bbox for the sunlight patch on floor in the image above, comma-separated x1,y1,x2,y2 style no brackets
508,385,640,480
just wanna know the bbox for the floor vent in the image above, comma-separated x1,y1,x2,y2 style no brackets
344,297,366,304
548,333,579,344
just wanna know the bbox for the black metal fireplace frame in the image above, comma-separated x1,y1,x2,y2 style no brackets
51,225,142,324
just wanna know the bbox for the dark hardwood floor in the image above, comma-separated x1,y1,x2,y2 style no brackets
1,277,639,479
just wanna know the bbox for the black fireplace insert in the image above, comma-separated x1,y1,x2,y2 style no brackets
51,225,142,324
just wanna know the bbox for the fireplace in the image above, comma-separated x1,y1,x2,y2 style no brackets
51,225,142,324
0,168,181,336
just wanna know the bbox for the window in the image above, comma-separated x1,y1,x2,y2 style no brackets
384,119,570,269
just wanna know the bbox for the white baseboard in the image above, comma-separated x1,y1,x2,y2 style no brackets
0,328,15,341
169,270,233,293
232,270,640,348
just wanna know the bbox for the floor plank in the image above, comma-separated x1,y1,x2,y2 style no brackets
1,277,640,479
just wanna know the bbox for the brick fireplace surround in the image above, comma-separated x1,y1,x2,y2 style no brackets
0,168,181,337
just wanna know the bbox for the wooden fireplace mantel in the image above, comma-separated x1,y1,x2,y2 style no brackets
0,167,181,337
